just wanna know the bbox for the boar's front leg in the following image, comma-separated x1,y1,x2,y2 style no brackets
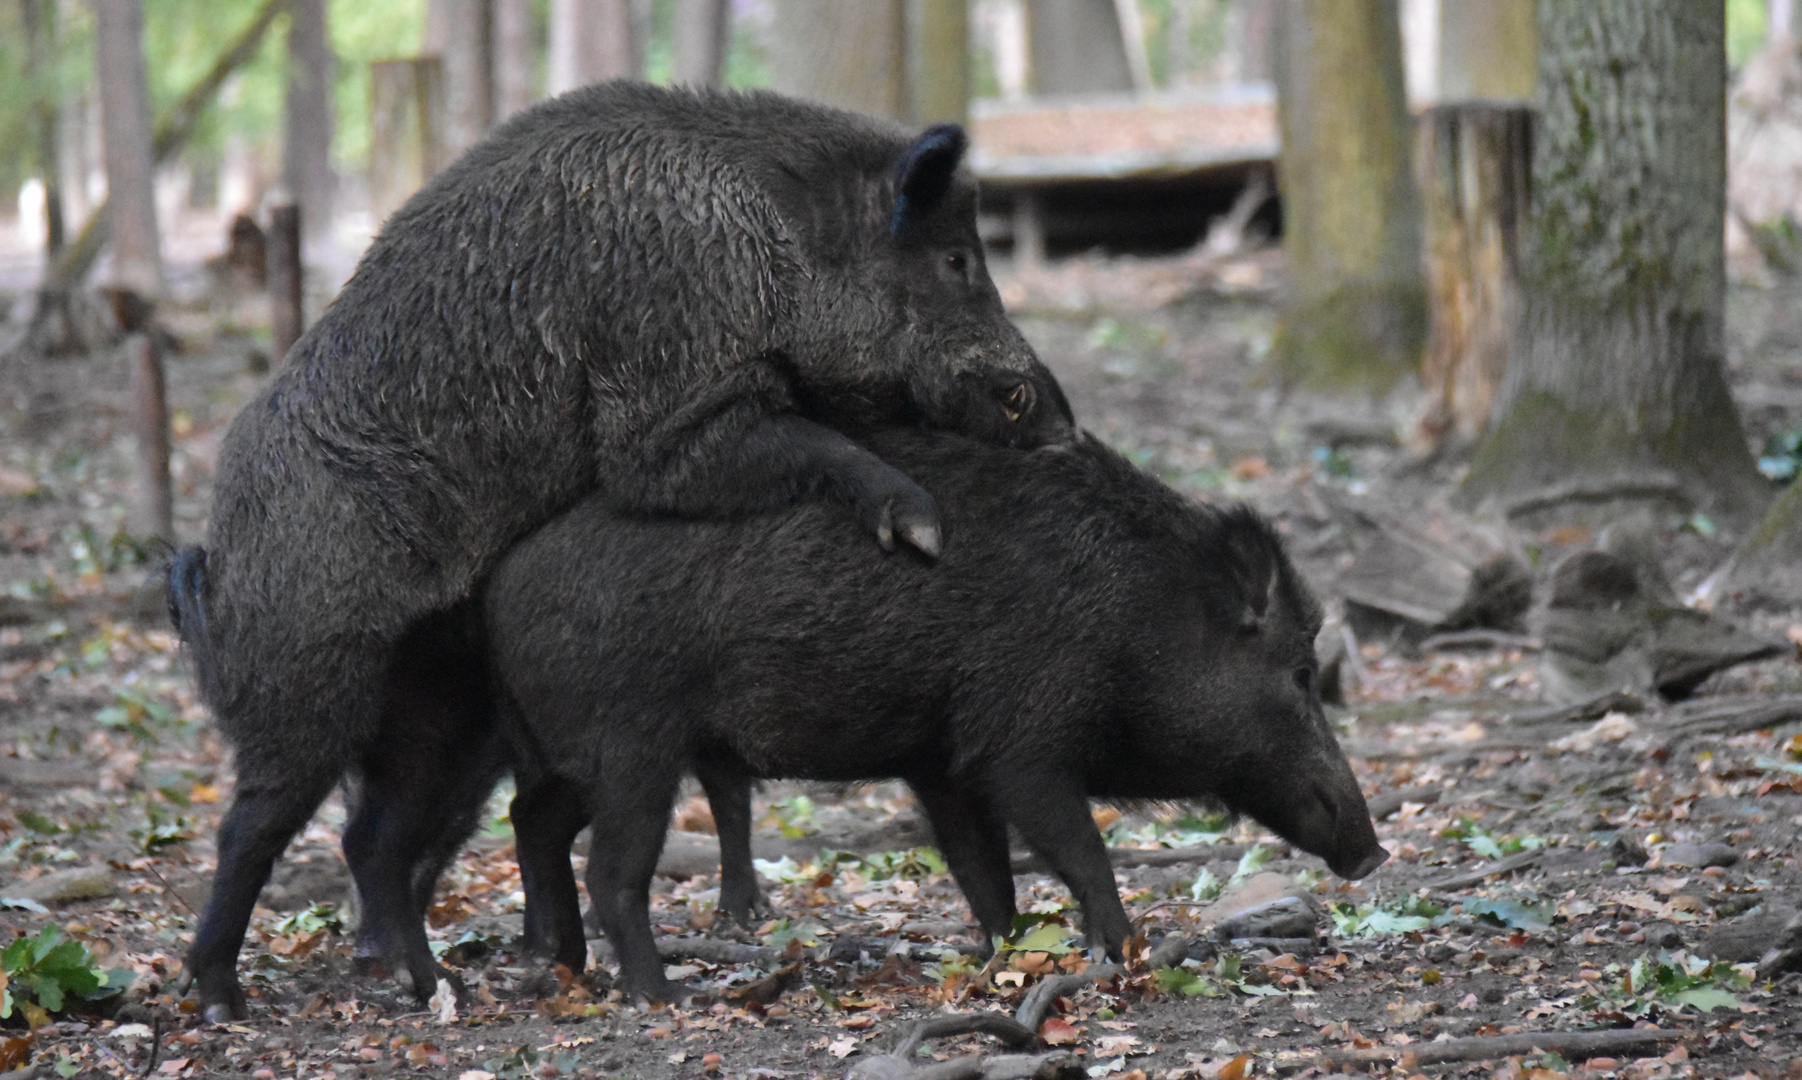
989,773,1133,960
612,368,941,556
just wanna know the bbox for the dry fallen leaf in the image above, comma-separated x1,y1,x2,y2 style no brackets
1040,1017,1080,1045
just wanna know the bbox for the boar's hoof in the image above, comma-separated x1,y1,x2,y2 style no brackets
901,521,941,560
204,1000,245,1025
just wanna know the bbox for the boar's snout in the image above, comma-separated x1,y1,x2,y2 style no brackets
1312,778,1389,880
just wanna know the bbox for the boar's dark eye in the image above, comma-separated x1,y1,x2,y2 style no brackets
1293,666,1313,693
946,252,969,276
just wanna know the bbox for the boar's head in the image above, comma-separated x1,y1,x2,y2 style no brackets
777,119,1073,450
1123,505,1387,881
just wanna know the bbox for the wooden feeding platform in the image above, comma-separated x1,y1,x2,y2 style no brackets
968,86,1280,259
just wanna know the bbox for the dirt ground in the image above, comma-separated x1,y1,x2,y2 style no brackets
1,248,1801,1080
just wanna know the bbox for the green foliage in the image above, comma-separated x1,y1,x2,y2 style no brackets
1759,425,1802,483
764,794,818,838
1154,952,1285,998
1579,952,1751,1017
1729,0,1769,69
1330,894,1451,937
1462,892,1554,933
0,926,128,1018
1106,810,1231,850
484,1043,582,1080
1440,816,1546,861
927,950,980,984
130,806,192,854
273,901,344,936
95,688,183,744
328,0,426,172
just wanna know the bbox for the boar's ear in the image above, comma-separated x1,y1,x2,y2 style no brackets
891,123,968,237
1222,509,1280,632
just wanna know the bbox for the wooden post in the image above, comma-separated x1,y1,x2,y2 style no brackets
126,332,173,543
1413,103,1530,454
268,202,304,362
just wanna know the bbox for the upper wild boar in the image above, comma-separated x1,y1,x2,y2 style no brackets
166,82,1073,1020
485,428,1389,1002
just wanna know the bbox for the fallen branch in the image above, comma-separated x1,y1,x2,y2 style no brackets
1424,848,1544,891
1014,965,1122,1034
1280,1026,1682,1071
1010,842,1284,875
1501,473,1686,519
1660,695,1802,739
1365,784,1444,820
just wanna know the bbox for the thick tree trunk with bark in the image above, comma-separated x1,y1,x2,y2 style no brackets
1461,0,1768,528
494,0,538,119
1271,0,1424,392
1027,0,1132,96
1413,104,1530,453
772,0,906,120
283,0,334,256
906,0,969,125
94,0,163,296
547,0,638,95
772,0,970,125
441,0,495,158
672,0,729,87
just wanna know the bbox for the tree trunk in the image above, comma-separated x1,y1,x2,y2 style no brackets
906,0,969,126
1773,0,1796,40
368,58,444,225
283,0,335,256
442,0,495,159
1028,0,1133,96
494,0,538,119
547,0,638,95
93,0,163,296
24,0,65,256
672,0,730,87
1413,104,1530,454
1271,0,1424,392
1435,0,1536,103
772,0,906,120
1727,480,1802,607
1460,0,1768,528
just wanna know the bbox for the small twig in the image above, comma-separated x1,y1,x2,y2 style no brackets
1365,783,1445,820
1130,899,1219,925
140,861,200,920
1424,848,1544,891
890,1013,1037,1058
1011,841,1284,876
140,1012,163,1078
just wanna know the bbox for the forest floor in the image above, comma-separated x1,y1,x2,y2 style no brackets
0,248,1800,1080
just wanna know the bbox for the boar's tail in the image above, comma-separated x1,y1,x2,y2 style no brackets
166,546,222,702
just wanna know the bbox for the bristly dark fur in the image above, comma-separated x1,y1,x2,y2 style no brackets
171,81,1075,1019
484,429,1384,1000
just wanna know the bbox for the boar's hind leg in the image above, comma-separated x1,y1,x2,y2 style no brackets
184,765,339,1022
511,773,591,972
695,760,765,925
909,778,1018,950
582,766,684,1002
990,776,1133,960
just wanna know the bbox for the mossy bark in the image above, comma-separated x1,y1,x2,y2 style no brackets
1272,0,1424,393
1728,480,1802,607
1460,0,1768,527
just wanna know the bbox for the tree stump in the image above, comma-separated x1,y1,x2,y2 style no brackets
1413,104,1531,454
126,331,173,543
